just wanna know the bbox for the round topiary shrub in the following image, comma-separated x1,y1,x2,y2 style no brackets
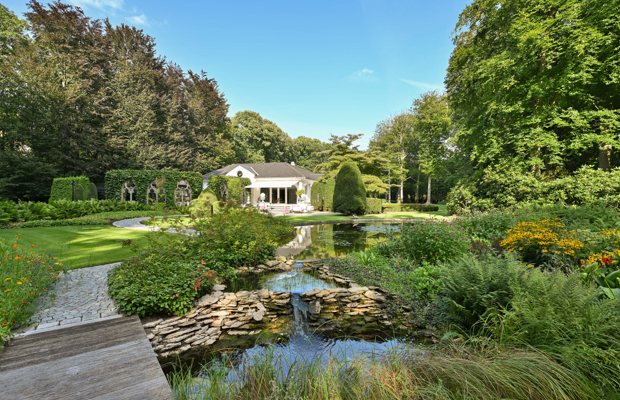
333,161,367,215
87,183,98,200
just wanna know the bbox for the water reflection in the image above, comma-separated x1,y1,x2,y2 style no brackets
277,223,401,260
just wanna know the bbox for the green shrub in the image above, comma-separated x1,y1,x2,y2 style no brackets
0,199,157,226
188,189,220,217
17,218,110,228
333,161,367,215
378,220,470,264
108,257,213,316
74,185,83,201
108,206,294,316
49,176,90,201
310,182,325,210
87,183,98,200
324,179,335,211
447,165,620,213
1,239,61,345
382,204,440,212
366,198,382,214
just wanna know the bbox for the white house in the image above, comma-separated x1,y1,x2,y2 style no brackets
203,162,322,205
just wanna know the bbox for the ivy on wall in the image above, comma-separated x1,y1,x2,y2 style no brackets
207,175,251,204
105,170,203,207
49,176,90,201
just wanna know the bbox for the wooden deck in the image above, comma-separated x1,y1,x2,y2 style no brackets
0,316,172,400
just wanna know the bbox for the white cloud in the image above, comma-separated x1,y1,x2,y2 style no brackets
348,68,375,81
126,13,150,26
69,0,124,10
400,79,444,91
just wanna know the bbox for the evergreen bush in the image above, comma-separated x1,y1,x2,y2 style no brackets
333,162,367,215
366,198,382,214
49,176,90,201
74,185,83,201
87,183,98,200
310,182,326,210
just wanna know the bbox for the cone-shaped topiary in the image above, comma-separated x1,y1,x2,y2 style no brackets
87,183,98,200
333,161,367,215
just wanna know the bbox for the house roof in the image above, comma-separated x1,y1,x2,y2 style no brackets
203,163,323,181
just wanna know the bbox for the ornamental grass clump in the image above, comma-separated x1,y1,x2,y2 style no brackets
378,220,469,264
0,237,61,347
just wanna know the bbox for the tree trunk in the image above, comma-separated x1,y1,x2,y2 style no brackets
415,164,420,203
426,176,432,205
388,170,391,203
599,142,612,172
399,179,404,204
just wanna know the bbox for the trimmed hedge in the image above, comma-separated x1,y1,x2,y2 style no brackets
105,170,202,208
333,161,367,215
310,179,336,211
49,176,90,201
366,198,382,214
74,185,84,201
87,183,98,200
382,204,440,212
207,175,251,204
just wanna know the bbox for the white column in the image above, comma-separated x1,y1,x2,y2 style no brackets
269,188,272,203
285,187,288,204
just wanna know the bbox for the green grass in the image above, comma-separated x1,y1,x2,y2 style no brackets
0,226,155,269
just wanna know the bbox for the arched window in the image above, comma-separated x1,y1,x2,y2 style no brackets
120,180,137,202
147,179,166,206
174,179,192,206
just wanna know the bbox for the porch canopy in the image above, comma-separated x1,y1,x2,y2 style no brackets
245,180,299,188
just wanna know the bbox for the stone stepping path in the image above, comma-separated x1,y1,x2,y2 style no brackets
14,263,122,336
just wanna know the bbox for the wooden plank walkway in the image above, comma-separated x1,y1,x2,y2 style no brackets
0,316,172,400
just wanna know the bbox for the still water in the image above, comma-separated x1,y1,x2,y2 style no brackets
276,222,402,260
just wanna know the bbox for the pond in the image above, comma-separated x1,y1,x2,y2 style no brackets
276,222,402,260
168,263,415,397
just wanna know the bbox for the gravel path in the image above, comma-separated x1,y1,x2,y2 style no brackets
14,263,122,335
112,215,196,235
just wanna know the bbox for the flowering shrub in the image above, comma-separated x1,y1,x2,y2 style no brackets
1,237,61,346
108,206,295,316
501,219,586,266
378,220,470,264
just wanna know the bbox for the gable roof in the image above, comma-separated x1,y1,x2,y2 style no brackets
203,163,323,181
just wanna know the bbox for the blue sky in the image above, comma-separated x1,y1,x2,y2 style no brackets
4,0,470,147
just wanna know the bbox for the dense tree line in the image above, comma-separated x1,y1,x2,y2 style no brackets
0,2,331,201
364,0,620,206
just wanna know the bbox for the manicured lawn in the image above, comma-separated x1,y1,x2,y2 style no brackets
0,226,155,269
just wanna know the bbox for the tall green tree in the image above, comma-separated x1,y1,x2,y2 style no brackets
0,3,29,56
446,0,620,174
231,110,294,164
316,134,386,181
411,91,453,204
291,136,331,171
370,113,414,203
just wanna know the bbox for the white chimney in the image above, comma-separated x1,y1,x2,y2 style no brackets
291,162,295,166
